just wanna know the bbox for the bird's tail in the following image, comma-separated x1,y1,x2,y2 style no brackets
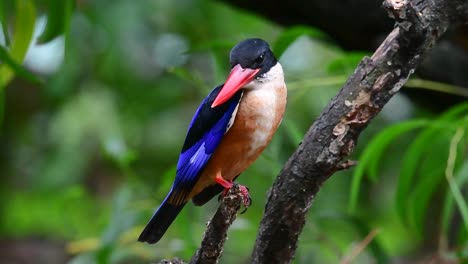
138,192,186,244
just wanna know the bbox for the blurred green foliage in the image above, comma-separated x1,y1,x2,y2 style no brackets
0,0,467,263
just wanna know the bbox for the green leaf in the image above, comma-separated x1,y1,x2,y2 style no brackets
396,103,468,224
0,1,11,46
0,0,36,89
0,45,43,85
442,160,468,235
408,168,445,238
7,0,35,61
457,227,468,247
96,245,112,264
0,89,4,127
273,25,328,58
402,121,466,236
445,129,468,234
367,120,429,182
37,0,74,44
405,78,468,98
395,126,442,225
348,119,427,212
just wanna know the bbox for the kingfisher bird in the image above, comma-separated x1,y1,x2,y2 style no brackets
138,38,287,244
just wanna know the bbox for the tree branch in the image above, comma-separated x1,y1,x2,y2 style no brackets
189,184,244,264
251,0,468,263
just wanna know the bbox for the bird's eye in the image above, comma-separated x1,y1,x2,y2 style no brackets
254,54,264,64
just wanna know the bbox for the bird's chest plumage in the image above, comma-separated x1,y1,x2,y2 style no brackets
188,63,286,198
236,89,282,156
205,80,287,180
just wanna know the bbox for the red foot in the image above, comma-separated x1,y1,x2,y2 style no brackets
215,174,252,211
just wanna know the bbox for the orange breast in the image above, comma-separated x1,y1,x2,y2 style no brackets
188,83,287,198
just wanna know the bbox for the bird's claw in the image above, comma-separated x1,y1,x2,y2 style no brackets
237,184,252,213
218,183,252,213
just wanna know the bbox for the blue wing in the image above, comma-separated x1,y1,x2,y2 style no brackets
168,85,243,205
138,85,242,243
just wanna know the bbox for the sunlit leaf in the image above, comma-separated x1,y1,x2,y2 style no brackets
349,119,427,212
273,25,328,58
7,0,35,62
37,0,74,44
0,0,35,89
0,45,43,85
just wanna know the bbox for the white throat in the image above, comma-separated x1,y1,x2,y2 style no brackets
244,63,284,90
238,62,287,155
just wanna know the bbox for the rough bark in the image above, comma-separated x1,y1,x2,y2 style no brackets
189,184,244,264
250,0,468,263
157,186,244,264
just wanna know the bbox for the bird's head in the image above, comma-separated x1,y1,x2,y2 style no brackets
211,38,277,108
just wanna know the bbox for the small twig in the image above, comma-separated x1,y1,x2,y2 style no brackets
445,128,468,232
336,160,358,171
340,229,380,264
189,184,244,264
